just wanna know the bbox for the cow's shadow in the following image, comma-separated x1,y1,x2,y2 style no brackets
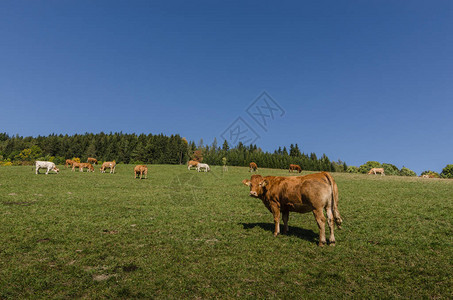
240,222,317,243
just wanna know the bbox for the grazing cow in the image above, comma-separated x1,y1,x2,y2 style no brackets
134,165,148,179
87,157,98,165
249,162,258,172
65,159,74,168
242,172,343,246
100,161,116,174
187,160,199,170
197,163,210,172
72,162,81,172
78,163,94,172
35,161,59,175
368,168,385,176
289,164,302,173
72,162,93,172
421,174,430,178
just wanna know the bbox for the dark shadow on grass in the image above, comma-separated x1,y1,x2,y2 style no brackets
240,222,317,243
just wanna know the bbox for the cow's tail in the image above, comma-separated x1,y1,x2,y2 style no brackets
324,172,343,229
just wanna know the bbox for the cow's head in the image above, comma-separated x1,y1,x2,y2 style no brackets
53,167,60,174
242,175,269,198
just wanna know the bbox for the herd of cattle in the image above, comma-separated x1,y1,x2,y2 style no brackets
32,159,426,246
34,158,147,179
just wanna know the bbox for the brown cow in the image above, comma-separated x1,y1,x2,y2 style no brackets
368,168,385,176
87,157,98,165
72,162,94,172
65,159,74,168
289,164,302,173
242,172,343,246
81,163,95,172
71,162,82,172
187,160,199,170
249,162,258,172
100,161,116,174
134,165,148,179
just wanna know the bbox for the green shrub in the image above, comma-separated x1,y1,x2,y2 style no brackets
400,167,416,177
358,161,382,174
1,160,12,166
382,163,400,176
346,166,359,173
440,164,453,178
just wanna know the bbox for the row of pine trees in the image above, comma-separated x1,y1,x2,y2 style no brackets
0,132,346,172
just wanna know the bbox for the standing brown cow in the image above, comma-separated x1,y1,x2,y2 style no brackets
134,165,148,179
71,162,82,172
100,161,116,174
242,172,343,246
187,160,199,170
289,164,302,173
249,162,258,172
65,159,74,168
87,157,98,165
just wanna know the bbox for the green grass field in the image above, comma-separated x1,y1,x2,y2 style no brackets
0,165,452,299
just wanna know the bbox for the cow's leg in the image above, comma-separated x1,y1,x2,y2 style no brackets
45,167,50,175
313,208,327,246
270,204,281,236
36,166,39,174
326,208,335,246
282,210,289,234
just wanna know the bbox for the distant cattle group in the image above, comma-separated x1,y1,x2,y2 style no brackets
31,156,348,246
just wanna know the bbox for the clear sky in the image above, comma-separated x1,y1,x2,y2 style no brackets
1,1,452,174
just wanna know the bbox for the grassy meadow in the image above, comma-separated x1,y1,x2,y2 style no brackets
0,164,452,299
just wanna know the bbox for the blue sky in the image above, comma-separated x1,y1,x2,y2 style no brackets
1,1,452,174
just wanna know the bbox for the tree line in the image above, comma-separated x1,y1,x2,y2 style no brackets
1,132,451,177
0,132,345,172
0,132,188,166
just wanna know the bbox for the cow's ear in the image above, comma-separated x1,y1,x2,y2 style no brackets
260,180,269,187
242,179,251,186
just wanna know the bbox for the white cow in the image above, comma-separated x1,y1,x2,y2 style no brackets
196,163,210,172
35,161,59,175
